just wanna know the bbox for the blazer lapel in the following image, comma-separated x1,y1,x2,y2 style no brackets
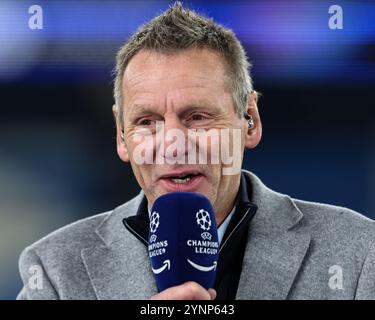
81,192,158,300
236,230,311,299
236,172,312,300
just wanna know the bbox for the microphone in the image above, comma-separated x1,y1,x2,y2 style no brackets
148,192,219,292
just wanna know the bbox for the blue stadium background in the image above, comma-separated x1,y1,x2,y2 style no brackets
0,0,374,299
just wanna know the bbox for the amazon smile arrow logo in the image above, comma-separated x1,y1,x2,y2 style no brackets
187,259,217,272
152,260,171,274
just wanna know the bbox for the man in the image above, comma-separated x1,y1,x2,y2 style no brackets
17,3,375,300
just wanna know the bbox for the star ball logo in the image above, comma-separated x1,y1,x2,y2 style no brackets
196,209,211,231
150,211,160,233
196,209,213,241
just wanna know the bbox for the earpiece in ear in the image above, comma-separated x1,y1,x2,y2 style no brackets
121,129,125,142
244,114,255,130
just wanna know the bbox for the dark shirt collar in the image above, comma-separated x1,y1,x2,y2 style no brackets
219,172,257,251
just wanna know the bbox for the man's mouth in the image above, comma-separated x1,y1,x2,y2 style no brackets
167,174,196,184
158,171,204,190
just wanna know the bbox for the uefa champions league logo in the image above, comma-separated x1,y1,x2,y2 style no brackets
150,211,160,233
196,209,211,231
196,209,212,240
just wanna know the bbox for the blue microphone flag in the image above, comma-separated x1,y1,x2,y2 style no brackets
148,192,219,291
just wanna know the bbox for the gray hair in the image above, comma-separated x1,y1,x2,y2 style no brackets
113,1,254,125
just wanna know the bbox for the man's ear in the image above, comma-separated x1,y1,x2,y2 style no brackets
243,91,262,149
112,105,130,162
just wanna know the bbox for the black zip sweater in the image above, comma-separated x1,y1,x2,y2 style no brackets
123,172,258,299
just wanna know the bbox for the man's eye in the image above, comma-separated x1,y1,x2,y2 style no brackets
138,119,153,126
190,114,206,121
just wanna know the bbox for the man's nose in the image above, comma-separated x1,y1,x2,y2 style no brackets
163,114,185,134
158,115,189,160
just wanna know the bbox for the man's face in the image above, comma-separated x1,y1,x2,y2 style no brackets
116,48,259,223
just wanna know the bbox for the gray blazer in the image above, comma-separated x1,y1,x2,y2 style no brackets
17,171,375,299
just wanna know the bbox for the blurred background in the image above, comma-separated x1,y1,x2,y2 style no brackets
0,0,374,299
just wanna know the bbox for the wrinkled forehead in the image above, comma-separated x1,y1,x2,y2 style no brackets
123,48,231,90
121,48,233,114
